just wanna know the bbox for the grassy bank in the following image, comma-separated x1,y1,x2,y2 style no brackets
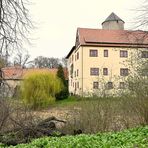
1,126,147,148
0,96,147,147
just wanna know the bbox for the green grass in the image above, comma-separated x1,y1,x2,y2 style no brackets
53,96,81,107
53,96,121,109
54,96,110,107
1,126,148,148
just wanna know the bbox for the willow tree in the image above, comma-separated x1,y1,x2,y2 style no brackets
21,72,63,109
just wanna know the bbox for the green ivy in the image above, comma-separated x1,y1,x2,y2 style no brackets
3,126,148,148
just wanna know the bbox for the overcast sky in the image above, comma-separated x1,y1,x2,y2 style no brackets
25,0,144,59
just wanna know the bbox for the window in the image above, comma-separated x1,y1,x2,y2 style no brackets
120,50,128,57
104,50,108,57
77,69,79,77
75,82,76,91
70,64,73,78
90,68,99,75
141,51,148,58
77,52,79,60
103,68,108,75
106,82,113,89
74,71,76,77
77,82,79,89
90,50,98,57
120,68,129,76
93,82,99,89
119,82,126,89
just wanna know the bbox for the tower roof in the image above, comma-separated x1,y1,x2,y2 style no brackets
102,12,124,24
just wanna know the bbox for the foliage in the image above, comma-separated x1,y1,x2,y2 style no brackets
3,126,148,147
125,51,148,99
56,64,69,100
20,71,63,109
53,96,81,107
56,65,66,85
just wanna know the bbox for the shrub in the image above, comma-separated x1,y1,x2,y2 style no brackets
62,97,116,134
21,71,63,109
56,64,69,100
55,87,69,100
62,96,148,134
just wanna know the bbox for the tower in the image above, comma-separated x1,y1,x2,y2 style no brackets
102,12,125,30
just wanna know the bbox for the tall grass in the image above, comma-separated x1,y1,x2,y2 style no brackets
20,71,63,109
62,96,148,134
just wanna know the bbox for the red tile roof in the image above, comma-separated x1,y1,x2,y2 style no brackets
78,28,148,46
2,66,23,80
66,28,148,58
2,66,68,80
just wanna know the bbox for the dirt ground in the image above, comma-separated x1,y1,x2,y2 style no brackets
34,107,71,120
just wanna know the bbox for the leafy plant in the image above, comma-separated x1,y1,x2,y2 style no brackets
21,71,63,109
56,64,69,100
4,126,148,148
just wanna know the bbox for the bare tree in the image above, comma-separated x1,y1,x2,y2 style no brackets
0,0,32,57
13,50,31,68
0,56,6,68
0,0,32,99
61,57,67,68
34,56,60,68
133,0,148,30
34,56,47,68
49,57,59,68
0,0,32,94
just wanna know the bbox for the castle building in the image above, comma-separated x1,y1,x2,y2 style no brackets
66,12,148,96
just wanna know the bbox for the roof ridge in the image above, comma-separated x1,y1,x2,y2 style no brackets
78,28,138,32
102,12,124,24
78,27,102,30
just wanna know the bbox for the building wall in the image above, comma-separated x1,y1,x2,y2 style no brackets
68,46,144,96
1,80,21,97
102,21,124,30
5,80,21,89
82,46,128,95
68,46,83,95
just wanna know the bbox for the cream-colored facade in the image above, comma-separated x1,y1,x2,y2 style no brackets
66,13,148,96
67,46,142,96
